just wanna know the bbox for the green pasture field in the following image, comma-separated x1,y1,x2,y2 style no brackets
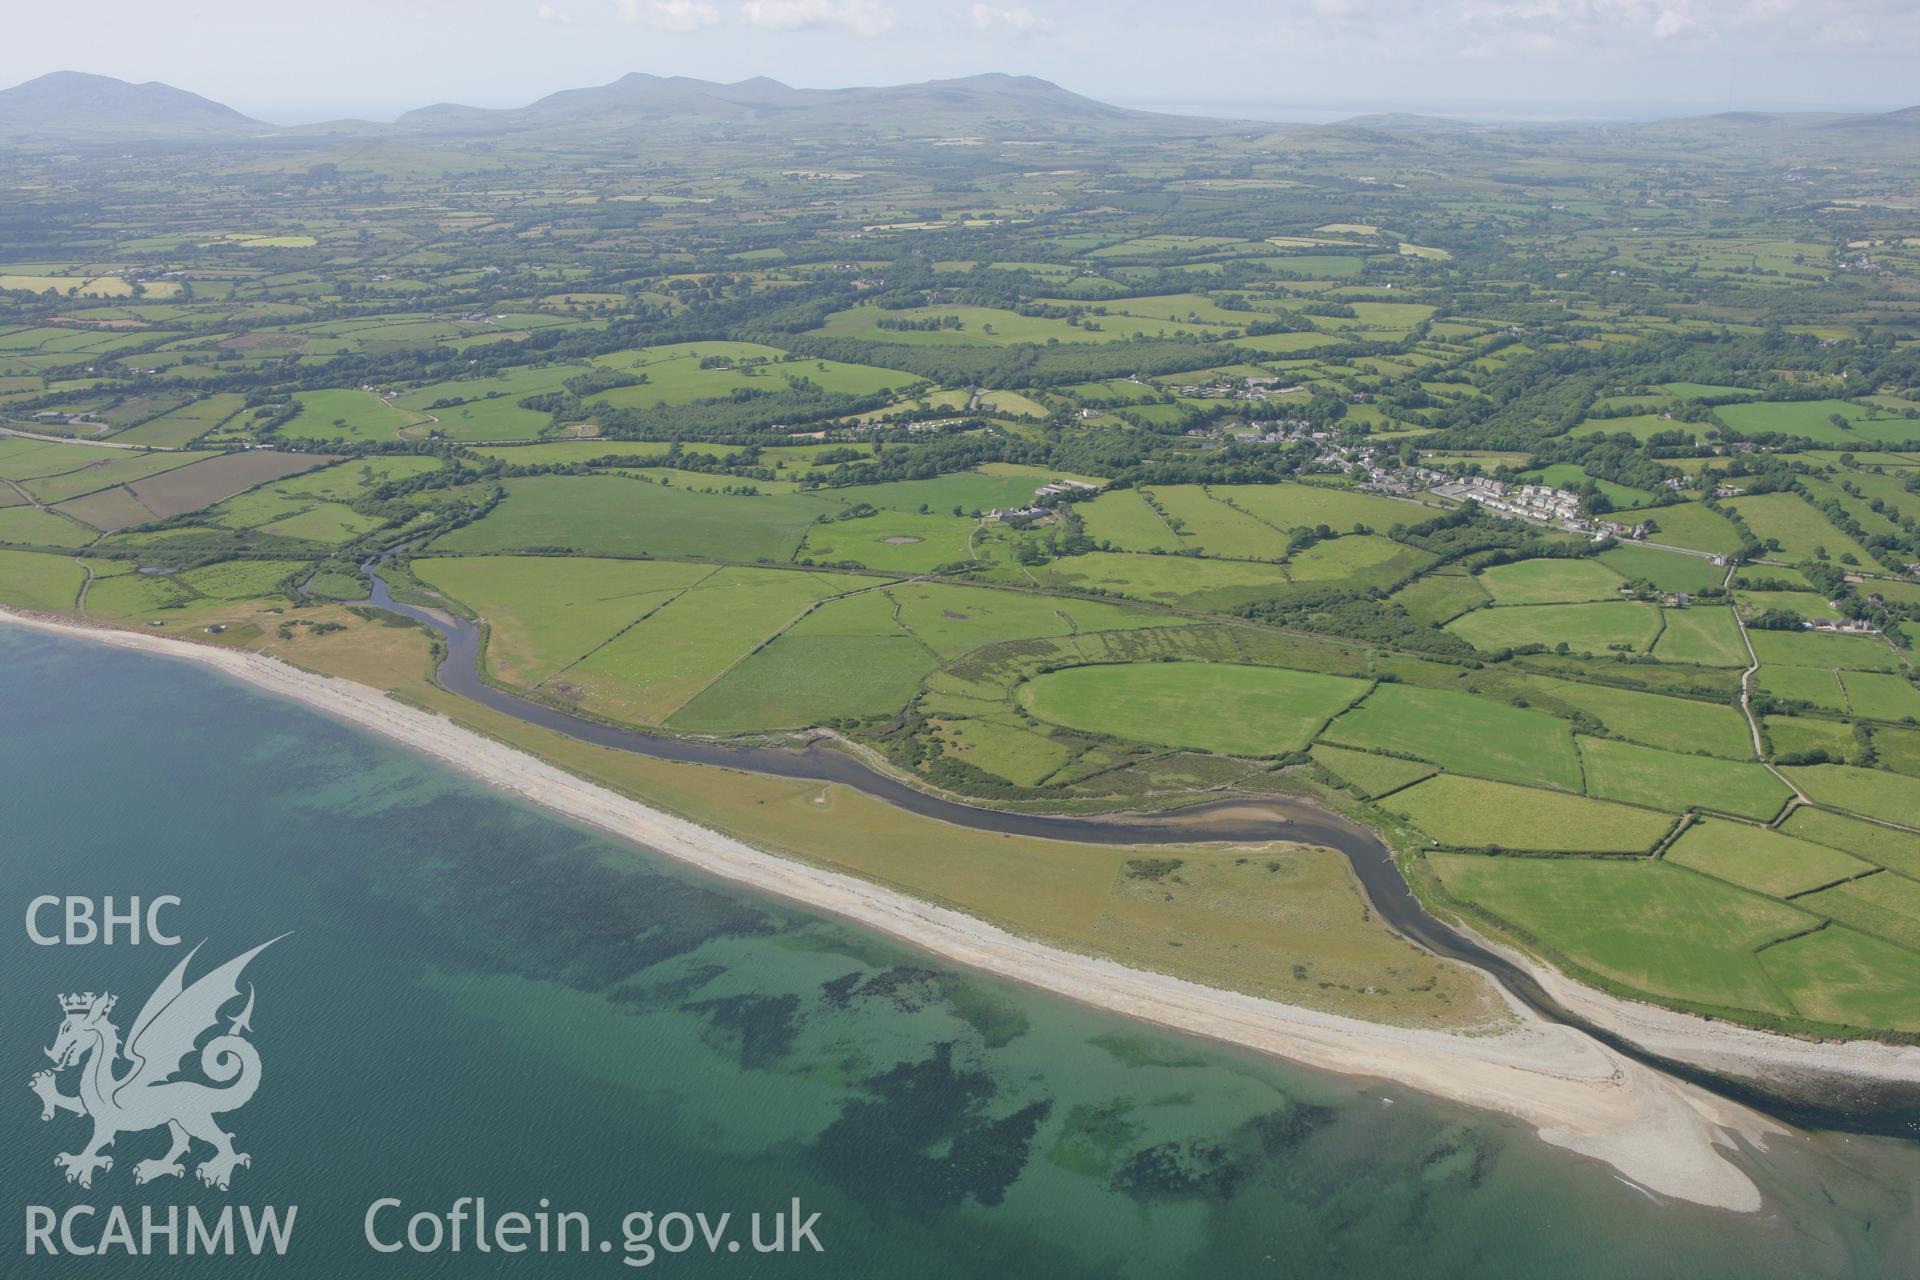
1763,715,1856,760
1142,485,1296,559
0,547,84,610
1737,564,1811,590
1025,550,1289,611
1520,677,1753,758
1832,468,1920,517
673,632,936,731
1722,491,1876,564
1431,853,1810,1017
1316,301,1435,330
258,504,387,544
1325,683,1582,790
1796,873,1920,951
928,716,1071,788
0,505,98,547
83,571,197,619
286,455,447,501
1639,501,1744,555
1866,579,1920,608
1283,534,1430,586
1757,665,1850,712
1572,414,1708,444
1578,737,1789,820
1077,489,1185,552
1061,378,1164,405
280,389,425,442
1837,670,1920,721
1039,292,1264,327
391,364,578,412
1017,661,1370,756
562,567,856,725
411,555,715,686
174,559,305,599
411,394,554,440
1207,482,1438,533
1651,606,1749,666
1782,808,1920,877
1784,763,1920,827
1748,628,1900,671
588,344,914,407
1597,544,1724,593
1801,476,1903,539
881,580,1180,657
303,570,368,600
1475,557,1625,604
1714,399,1876,440
0,438,151,482
195,484,327,533
1736,588,1835,617
1385,776,1675,851
112,393,246,447
1309,744,1436,797
432,475,829,563
1665,819,1872,897
1871,724,1920,776
1387,569,1488,626
799,509,977,572
1446,600,1663,655
1757,927,1920,1032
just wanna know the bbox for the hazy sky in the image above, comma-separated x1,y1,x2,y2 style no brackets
5,0,1918,124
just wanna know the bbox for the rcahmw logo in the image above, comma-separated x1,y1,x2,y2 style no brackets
23,927,299,1260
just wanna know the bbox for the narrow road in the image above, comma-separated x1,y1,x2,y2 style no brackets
0,425,162,451
1725,558,1809,811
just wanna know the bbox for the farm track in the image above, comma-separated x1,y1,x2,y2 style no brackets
0,424,157,450
1726,557,1812,812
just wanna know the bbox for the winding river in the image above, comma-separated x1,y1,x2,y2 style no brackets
360,554,1917,1139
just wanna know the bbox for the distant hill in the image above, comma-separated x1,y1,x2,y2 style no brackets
393,72,1193,137
1818,105,1920,131
0,71,261,137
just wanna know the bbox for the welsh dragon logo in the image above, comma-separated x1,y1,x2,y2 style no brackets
30,937,282,1191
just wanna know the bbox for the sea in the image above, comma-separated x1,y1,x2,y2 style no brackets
3,625,1915,1277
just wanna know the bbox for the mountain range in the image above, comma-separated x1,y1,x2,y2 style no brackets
0,70,1193,142
1,69,1915,144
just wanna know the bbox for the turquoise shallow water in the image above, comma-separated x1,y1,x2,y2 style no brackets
2,627,1916,1277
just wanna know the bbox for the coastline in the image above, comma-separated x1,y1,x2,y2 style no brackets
0,606,1833,1213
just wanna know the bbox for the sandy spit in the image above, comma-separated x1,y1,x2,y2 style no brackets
2,609,1793,1212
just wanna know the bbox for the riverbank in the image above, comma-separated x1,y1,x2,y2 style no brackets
1,603,1816,1211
